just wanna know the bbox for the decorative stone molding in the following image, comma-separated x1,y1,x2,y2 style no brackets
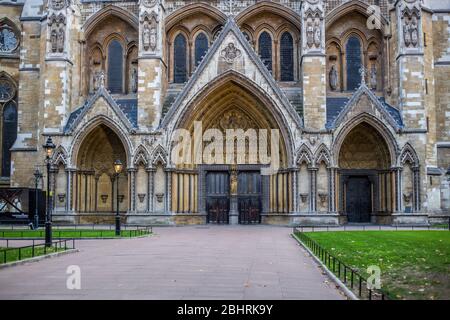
300,193,309,203
220,42,242,64
301,0,324,55
155,193,164,203
138,193,146,203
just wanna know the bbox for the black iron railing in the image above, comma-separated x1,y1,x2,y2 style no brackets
293,229,392,300
0,239,76,264
0,225,152,239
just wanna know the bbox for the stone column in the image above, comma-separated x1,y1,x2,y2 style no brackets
413,166,421,212
165,167,172,213
128,168,137,213
328,167,338,213
395,0,426,131
292,168,299,212
309,167,318,212
301,0,326,130
146,168,154,212
138,0,167,131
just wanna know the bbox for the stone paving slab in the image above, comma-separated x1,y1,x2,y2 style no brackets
0,226,345,300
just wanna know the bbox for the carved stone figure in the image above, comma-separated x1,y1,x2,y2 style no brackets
50,29,58,53
131,67,138,93
96,71,105,88
149,23,157,51
306,20,314,48
57,28,64,52
142,22,150,51
313,19,321,48
410,16,419,47
370,64,377,90
329,65,338,91
220,43,241,64
403,19,411,47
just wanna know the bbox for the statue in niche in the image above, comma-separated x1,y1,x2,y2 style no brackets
370,64,377,90
329,65,338,91
96,71,105,88
142,22,150,51
50,29,58,53
403,18,411,47
313,19,321,48
92,70,97,92
410,15,419,47
306,20,314,48
57,28,64,53
149,23,157,51
131,67,138,93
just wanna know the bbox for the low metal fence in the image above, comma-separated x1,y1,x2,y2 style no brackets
0,225,152,239
293,229,392,300
0,238,76,264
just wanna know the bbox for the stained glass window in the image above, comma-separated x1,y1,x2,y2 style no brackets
346,36,362,91
259,32,272,72
280,32,294,81
107,40,123,94
0,27,18,53
195,33,208,67
2,102,17,177
174,34,187,83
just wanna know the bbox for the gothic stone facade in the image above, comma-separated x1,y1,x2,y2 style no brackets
1,0,449,226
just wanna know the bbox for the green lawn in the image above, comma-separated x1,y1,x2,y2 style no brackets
295,231,450,300
0,245,64,265
0,229,151,239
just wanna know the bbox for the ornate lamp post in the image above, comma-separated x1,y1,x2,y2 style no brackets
114,159,123,236
33,168,43,230
43,136,56,247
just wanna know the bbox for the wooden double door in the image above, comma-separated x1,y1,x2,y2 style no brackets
346,176,372,223
205,171,261,225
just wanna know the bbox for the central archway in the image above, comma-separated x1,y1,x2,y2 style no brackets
75,124,128,221
337,122,393,224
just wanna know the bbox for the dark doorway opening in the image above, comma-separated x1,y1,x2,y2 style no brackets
346,176,372,223
238,171,261,224
206,172,229,224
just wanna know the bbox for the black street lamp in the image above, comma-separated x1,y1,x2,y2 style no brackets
43,136,56,247
33,168,42,230
114,159,123,236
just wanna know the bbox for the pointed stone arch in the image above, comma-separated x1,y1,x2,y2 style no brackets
83,5,138,38
133,145,150,168
314,144,332,167
296,144,313,166
399,143,420,168
165,3,227,31
52,146,69,168
333,113,399,168
150,144,168,167
69,115,133,168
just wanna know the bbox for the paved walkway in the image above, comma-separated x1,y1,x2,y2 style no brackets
0,226,344,300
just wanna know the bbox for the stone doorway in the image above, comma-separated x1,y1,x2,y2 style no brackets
345,176,372,223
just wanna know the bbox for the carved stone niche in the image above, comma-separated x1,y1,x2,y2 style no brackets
101,194,108,204
141,12,158,52
318,193,328,206
155,193,164,203
300,193,309,203
138,193,146,203
58,193,66,203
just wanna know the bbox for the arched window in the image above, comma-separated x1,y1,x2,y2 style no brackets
195,33,208,67
280,32,294,81
107,40,124,94
2,102,17,177
258,32,272,72
346,36,362,91
174,34,187,83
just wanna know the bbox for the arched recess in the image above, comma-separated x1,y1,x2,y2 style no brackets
0,17,21,54
335,119,399,224
52,146,69,213
165,3,227,31
296,145,313,212
82,6,138,95
167,71,296,217
399,143,421,213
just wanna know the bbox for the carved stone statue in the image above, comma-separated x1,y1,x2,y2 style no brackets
131,67,138,93
96,71,105,88
403,19,411,47
306,20,314,48
149,23,157,51
142,22,150,51
313,19,321,48
50,29,58,53
329,65,338,91
57,28,64,53
370,64,377,90
410,16,419,47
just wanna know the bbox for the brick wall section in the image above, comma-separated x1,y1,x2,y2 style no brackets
302,56,326,130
